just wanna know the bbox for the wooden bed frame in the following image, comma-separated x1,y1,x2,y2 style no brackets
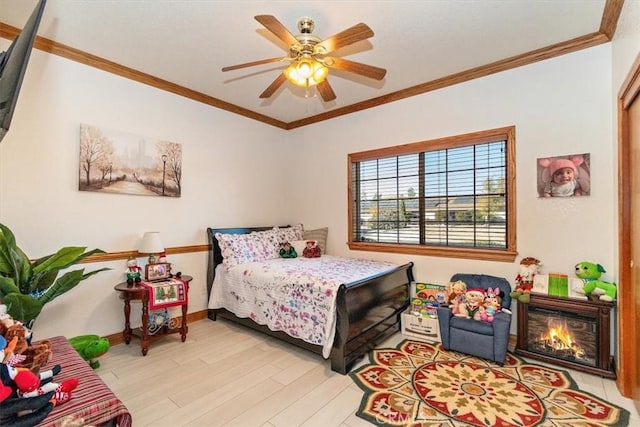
206,226,414,374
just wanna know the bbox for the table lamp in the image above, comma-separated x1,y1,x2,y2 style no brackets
139,232,164,264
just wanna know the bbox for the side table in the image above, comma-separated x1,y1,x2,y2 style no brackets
114,275,192,355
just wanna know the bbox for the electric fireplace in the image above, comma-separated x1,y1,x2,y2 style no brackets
516,294,615,378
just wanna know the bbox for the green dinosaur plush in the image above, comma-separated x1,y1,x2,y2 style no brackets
68,335,110,369
574,261,617,302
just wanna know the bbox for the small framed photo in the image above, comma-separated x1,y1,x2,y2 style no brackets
145,262,171,281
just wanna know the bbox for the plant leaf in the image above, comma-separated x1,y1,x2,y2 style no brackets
0,276,19,299
32,269,60,292
38,269,84,305
32,247,88,274
3,292,43,325
0,225,31,290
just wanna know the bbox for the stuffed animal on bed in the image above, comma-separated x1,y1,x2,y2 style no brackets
302,240,321,258
574,261,617,302
279,242,297,258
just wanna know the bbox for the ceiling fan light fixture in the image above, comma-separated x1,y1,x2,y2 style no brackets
284,58,328,87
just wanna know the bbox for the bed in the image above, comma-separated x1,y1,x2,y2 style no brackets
206,226,414,374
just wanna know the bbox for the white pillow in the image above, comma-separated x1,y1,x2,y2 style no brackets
290,240,308,256
274,224,304,243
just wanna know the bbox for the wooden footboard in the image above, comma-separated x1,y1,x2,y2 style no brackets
206,226,413,374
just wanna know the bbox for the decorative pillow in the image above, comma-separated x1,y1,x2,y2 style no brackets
215,229,280,269
290,240,308,256
274,224,304,244
303,227,328,254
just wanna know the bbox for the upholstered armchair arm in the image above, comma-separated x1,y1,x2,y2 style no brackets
437,306,454,348
492,310,511,363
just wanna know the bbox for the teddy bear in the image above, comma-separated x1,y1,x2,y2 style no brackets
511,257,541,303
455,288,486,320
574,261,617,302
0,306,52,372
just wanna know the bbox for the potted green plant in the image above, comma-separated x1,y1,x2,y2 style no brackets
0,223,110,327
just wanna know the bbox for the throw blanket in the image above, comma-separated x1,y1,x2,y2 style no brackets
208,255,398,357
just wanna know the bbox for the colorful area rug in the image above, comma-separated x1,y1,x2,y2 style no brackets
350,340,630,426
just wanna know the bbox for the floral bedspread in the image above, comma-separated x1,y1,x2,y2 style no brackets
208,255,398,357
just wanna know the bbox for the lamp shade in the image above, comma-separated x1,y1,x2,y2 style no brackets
139,232,164,254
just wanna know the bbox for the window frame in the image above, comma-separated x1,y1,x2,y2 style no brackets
347,126,517,262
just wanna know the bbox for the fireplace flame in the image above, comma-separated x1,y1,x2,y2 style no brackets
539,320,585,359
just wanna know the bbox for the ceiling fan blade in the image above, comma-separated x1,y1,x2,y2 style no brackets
315,23,374,54
317,80,336,102
222,57,286,72
259,73,288,98
325,57,387,80
255,15,299,47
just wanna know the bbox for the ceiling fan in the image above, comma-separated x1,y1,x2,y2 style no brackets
221,15,387,102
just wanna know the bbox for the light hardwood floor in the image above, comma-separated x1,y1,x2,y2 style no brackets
97,319,640,426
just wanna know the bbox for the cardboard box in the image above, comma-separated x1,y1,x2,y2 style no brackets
401,309,441,342
413,282,448,304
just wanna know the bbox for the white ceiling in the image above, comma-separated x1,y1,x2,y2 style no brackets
1,0,609,125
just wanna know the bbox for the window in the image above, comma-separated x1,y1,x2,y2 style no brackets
348,127,516,262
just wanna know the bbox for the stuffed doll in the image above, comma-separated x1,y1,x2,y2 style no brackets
456,288,485,320
0,361,77,427
574,261,617,302
278,242,297,258
0,386,55,427
511,256,541,303
479,287,502,323
446,280,467,316
1,362,77,404
302,240,321,258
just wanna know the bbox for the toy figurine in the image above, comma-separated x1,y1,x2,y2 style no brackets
511,257,541,303
302,240,321,258
574,261,617,302
279,242,297,258
125,257,142,286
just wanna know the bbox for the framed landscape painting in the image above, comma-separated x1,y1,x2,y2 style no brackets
78,124,182,197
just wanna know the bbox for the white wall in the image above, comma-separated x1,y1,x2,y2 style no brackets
0,44,292,339
0,12,629,340
287,45,614,333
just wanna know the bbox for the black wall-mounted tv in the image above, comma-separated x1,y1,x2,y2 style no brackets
0,0,47,143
